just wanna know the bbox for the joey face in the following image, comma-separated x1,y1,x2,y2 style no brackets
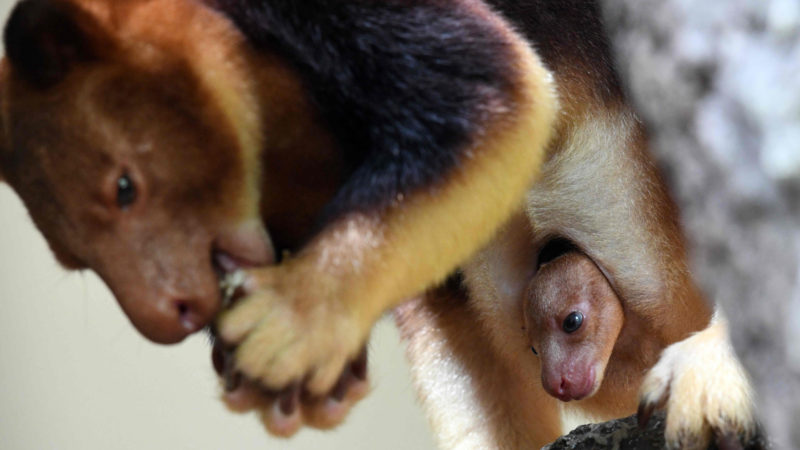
525,252,624,401
0,0,273,343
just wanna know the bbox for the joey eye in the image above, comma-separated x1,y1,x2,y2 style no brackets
562,311,584,333
116,174,137,209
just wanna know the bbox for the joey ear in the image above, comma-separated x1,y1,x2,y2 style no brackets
3,0,104,88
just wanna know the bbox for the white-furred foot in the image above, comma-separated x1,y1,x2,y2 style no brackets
638,309,758,450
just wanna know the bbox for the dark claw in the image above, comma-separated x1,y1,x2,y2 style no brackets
212,342,241,391
351,348,368,381
211,344,225,376
637,401,655,429
223,348,241,391
327,348,368,402
278,386,299,416
258,384,281,398
715,431,744,450
330,369,351,402
225,370,241,392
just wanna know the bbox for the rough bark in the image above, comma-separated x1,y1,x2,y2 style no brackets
545,413,768,450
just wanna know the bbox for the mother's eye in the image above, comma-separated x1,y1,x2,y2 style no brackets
116,174,137,209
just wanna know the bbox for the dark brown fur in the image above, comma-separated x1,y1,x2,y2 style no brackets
0,0,557,436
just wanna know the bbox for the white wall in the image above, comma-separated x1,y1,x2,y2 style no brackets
0,1,435,448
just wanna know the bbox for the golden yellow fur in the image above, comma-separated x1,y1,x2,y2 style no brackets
214,15,559,397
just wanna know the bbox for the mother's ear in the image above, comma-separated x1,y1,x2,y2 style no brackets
3,0,107,88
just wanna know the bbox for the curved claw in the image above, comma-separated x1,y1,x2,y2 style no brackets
351,348,368,381
211,343,371,436
716,432,744,450
211,341,241,391
214,263,372,435
637,400,656,429
637,381,668,429
277,384,300,416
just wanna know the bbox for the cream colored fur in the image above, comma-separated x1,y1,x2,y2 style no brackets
398,106,757,449
640,308,756,449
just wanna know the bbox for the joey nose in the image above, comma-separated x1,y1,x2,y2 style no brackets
548,377,575,402
542,370,582,402
542,373,567,400
556,373,594,401
560,377,571,395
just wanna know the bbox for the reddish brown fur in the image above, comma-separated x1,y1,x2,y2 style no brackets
0,0,279,344
396,287,563,449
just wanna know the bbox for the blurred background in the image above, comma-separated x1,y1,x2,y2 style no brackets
601,0,800,447
0,202,436,448
0,196,436,450
1,0,799,449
